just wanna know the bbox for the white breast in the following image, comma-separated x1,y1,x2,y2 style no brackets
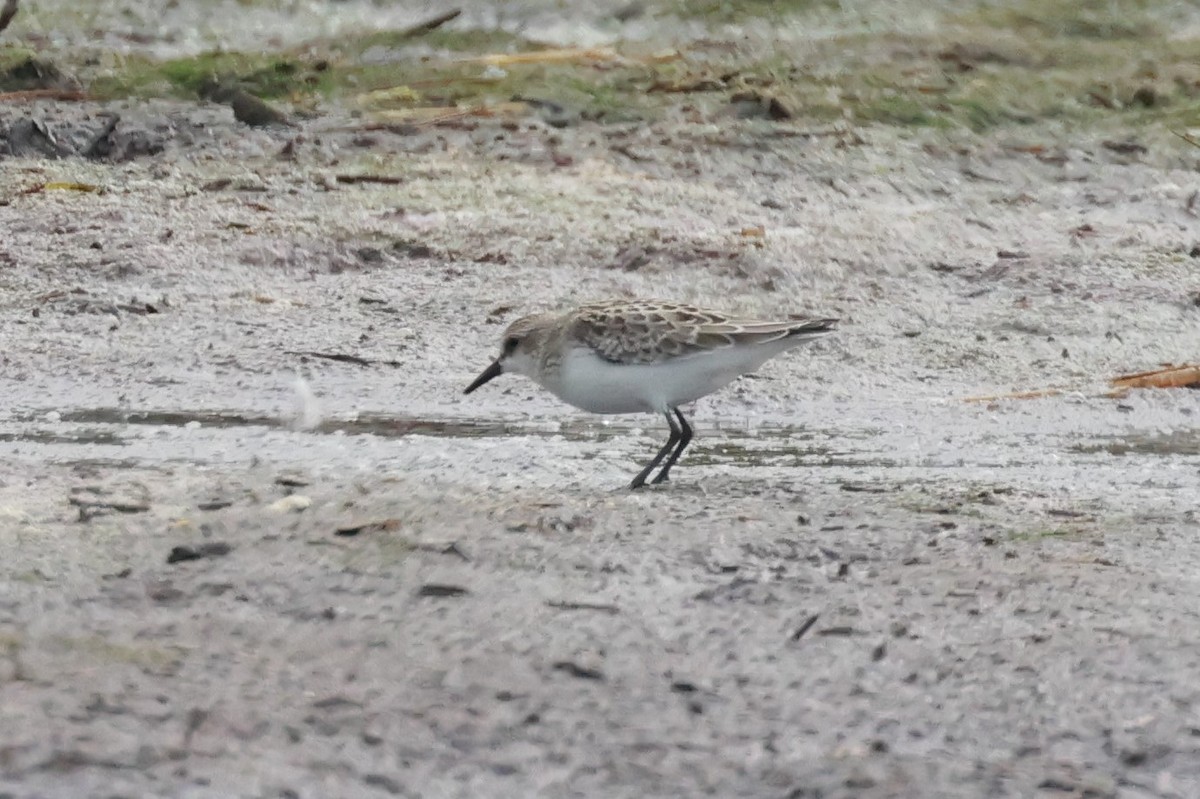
539,344,796,415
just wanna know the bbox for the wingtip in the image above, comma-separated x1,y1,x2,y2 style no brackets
799,317,839,333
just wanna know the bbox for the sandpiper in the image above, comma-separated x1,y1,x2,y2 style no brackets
464,299,837,488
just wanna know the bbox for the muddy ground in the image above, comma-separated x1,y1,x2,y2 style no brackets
2,1,1200,797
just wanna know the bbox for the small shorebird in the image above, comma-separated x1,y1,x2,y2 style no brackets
464,300,837,488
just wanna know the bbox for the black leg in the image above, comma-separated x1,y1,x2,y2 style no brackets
651,408,693,484
629,410,680,489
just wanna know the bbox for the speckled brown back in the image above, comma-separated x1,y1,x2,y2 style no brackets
568,300,835,364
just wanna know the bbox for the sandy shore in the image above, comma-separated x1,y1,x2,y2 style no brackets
2,1,1200,796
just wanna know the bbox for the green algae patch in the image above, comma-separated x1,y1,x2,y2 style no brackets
88,51,332,100
669,0,837,24
18,0,1200,135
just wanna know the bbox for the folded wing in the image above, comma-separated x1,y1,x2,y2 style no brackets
571,300,837,365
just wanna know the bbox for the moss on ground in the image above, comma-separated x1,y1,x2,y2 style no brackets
30,0,1200,135
668,0,837,24
88,51,333,99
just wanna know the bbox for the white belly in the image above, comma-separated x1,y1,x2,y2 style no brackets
541,346,783,414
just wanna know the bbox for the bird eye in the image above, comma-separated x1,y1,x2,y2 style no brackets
502,336,520,355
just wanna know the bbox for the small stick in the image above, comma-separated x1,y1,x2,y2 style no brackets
1111,364,1200,390
285,350,404,368
0,0,19,35
962,364,1200,404
962,388,1064,403
1170,129,1200,150
0,89,87,102
396,8,461,39
790,613,820,642
468,47,624,67
546,600,620,615
334,174,405,185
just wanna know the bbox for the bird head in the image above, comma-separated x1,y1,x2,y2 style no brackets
463,312,555,394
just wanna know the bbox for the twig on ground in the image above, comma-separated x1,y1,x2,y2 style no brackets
963,388,1064,403
1170,129,1200,150
963,364,1200,403
0,0,19,35
790,614,821,642
467,47,626,67
285,350,405,368
0,89,88,102
334,174,405,186
1110,364,1200,391
546,600,620,615
396,8,461,39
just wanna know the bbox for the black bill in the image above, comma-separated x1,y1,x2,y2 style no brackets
463,360,503,394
